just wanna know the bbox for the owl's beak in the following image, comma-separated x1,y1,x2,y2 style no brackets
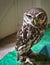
33,19,37,25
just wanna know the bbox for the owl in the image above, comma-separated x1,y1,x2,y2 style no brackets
15,8,48,65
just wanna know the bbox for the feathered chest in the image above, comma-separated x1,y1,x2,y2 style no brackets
16,24,43,55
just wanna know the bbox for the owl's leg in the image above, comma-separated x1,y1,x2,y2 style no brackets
25,57,33,65
25,56,37,65
24,49,37,65
19,55,33,65
18,54,36,65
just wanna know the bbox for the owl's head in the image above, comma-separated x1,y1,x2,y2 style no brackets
23,8,48,29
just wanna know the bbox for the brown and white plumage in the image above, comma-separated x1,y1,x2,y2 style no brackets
15,8,48,64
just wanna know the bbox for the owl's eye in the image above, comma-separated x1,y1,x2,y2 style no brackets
38,14,43,20
26,15,32,19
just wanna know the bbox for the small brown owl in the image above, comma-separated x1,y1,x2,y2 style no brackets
15,8,48,65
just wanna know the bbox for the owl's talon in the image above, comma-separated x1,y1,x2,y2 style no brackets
25,58,33,65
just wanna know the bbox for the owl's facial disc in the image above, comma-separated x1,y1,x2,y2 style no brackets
22,8,47,30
